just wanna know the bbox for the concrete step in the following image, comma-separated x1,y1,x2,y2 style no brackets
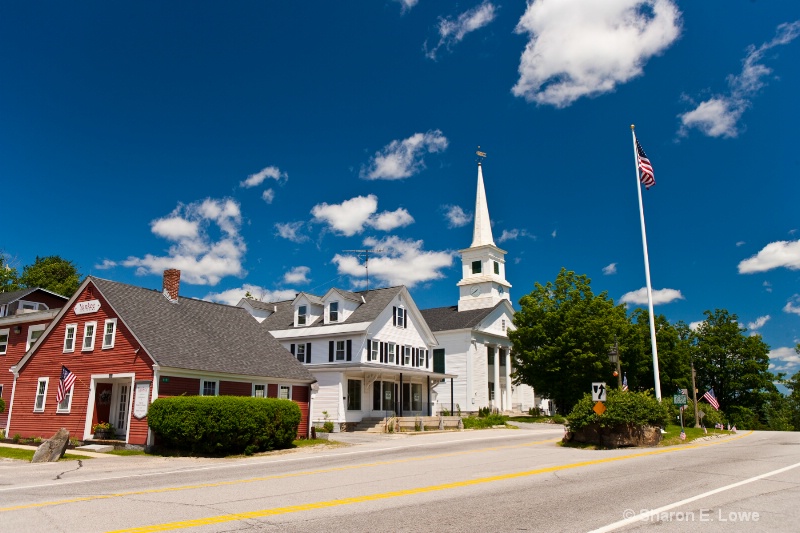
75,444,114,453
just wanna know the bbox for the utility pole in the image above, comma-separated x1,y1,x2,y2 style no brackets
342,249,383,291
691,359,700,428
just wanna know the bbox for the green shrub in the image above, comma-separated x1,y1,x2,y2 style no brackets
147,396,301,455
462,413,507,429
12,433,21,443
0,397,5,413
566,389,668,431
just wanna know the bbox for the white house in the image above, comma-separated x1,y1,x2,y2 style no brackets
240,286,452,429
421,161,535,414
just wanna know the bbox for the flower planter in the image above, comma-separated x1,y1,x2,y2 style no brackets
93,430,115,440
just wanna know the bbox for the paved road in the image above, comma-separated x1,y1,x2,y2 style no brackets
1,426,798,532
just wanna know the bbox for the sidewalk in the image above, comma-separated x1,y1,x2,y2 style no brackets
0,441,121,459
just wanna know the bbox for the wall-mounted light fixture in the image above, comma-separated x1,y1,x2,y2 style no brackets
13,326,21,334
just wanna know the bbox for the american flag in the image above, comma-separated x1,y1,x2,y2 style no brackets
702,388,720,410
622,374,628,391
636,138,655,189
56,365,77,403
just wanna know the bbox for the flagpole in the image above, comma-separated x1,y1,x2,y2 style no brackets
631,125,662,401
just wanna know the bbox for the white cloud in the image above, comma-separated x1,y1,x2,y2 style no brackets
443,205,472,228
274,221,309,243
769,346,800,367
94,259,117,270
240,166,287,188
332,235,454,288
261,189,275,204
367,208,415,231
763,281,772,293
747,315,770,331
736,241,746,247
785,294,800,316
498,228,534,243
551,229,557,238
602,263,617,275
122,198,246,286
619,287,684,306
425,2,498,60
512,0,681,108
395,0,418,14
283,266,311,285
312,195,378,236
679,21,800,138
204,284,297,306
360,130,448,180
689,321,703,331
738,240,800,273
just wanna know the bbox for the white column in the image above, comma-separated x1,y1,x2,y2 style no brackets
492,346,500,412
504,349,512,412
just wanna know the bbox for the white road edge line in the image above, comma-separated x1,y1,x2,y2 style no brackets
588,460,800,533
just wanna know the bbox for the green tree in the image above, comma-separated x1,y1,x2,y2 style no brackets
18,255,82,297
0,253,20,292
622,309,692,396
692,309,777,426
509,268,628,414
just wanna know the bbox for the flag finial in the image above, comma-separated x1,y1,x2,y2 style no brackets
630,124,635,130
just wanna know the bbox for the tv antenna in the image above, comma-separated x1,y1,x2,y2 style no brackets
342,248,384,291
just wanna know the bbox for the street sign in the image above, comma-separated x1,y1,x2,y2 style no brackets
593,401,606,415
699,410,705,419
673,394,687,406
592,382,607,402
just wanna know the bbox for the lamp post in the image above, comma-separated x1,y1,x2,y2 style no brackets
608,339,622,389
691,358,700,428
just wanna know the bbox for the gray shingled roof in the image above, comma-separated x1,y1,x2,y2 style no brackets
0,287,67,305
261,286,404,331
420,303,503,332
91,277,314,382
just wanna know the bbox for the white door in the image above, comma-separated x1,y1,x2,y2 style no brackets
110,384,131,436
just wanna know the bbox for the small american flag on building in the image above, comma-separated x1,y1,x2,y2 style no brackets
622,374,628,391
56,365,77,403
636,138,655,189
702,388,720,410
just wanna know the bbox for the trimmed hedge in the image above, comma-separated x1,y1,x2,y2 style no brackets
147,396,301,455
566,389,668,431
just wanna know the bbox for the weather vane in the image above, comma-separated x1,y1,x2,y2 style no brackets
476,146,486,163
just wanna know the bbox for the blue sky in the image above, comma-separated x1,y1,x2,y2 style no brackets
2,1,799,377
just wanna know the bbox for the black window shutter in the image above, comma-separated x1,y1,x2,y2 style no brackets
346,339,352,361
425,350,429,368
306,343,312,363
414,348,419,367
367,339,372,361
380,342,385,363
400,345,405,366
404,311,407,329
290,343,295,355
329,340,334,362
393,306,397,326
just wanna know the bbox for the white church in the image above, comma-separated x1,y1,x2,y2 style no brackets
421,161,535,414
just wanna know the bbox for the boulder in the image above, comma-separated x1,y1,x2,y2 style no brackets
31,428,70,463
565,423,662,448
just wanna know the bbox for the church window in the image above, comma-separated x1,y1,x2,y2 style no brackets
472,260,481,274
494,261,500,274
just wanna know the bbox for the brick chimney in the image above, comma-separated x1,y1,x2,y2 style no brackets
162,269,181,302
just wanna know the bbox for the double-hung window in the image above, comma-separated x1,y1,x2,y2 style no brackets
329,301,339,323
370,340,379,362
296,343,306,363
201,380,218,396
102,319,117,349
403,346,411,365
57,386,73,413
63,324,77,352
27,325,45,352
253,384,266,398
279,385,290,400
34,378,49,412
387,343,396,364
335,340,346,361
393,306,407,328
83,321,97,351
347,379,361,410
297,305,307,326
0,328,8,355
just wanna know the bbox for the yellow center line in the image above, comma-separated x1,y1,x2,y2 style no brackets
0,437,559,513
110,432,753,533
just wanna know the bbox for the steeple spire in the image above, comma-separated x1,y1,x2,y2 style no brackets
471,162,495,247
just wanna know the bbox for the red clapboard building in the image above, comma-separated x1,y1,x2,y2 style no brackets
7,270,315,447
1,288,69,432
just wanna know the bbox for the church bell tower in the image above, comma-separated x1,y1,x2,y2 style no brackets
457,158,511,311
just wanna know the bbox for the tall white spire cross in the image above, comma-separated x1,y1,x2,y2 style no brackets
471,159,495,247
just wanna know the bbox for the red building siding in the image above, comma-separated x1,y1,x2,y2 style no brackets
220,380,252,396
10,285,154,444
157,376,201,397
292,385,310,437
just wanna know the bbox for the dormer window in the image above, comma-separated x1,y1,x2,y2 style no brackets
297,305,307,326
472,260,482,274
329,301,339,323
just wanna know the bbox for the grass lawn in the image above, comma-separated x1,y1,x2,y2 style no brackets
0,447,93,461
660,424,732,446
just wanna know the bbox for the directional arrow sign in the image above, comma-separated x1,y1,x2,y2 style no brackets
592,382,607,402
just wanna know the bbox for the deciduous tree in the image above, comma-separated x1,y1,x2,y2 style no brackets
18,255,82,297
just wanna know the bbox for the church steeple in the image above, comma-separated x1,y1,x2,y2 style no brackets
471,163,495,247
457,159,511,311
